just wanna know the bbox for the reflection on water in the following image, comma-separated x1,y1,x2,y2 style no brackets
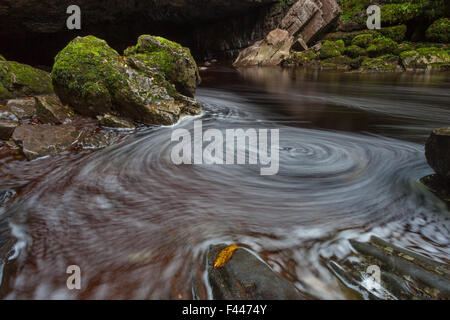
0,67,449,299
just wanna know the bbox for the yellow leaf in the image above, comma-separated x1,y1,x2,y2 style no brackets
214,244,239,269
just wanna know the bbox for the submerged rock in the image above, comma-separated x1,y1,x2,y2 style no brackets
12,124,81,160
425,128,450,184
359,54,403,73
35,94,73,124
206,244,303,300
0,59,53,101
51,35,200,126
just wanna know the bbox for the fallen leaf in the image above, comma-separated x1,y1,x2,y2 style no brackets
214,244,239,269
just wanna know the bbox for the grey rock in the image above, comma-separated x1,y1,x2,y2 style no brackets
97,114,135,129
206,244,303,300
12,124,81,160
35,94,73,124
4,97,36,119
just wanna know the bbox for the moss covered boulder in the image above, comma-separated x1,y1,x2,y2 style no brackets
367,38,398,57
51,35,201,126
344,45,367,58
359,54,403,72
319,40,345,59
426,18,450,43
320,55,363,70
351,33,374,48
379,25,407,43
284,49,318,67
0,59,53,101
400,47,450,71
124,35,200,98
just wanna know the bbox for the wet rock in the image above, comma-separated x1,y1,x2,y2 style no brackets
3,97,36,119
0,120,18,140
12,124,81,160
75,132,110,151
425,128,450,183
420,174,450,208
0,59,53,101
350,236,450,299
233,29,294,67
97,114,135,129
35,94,73,124
206,244,303,300
52,35,200,126
400,47,450,71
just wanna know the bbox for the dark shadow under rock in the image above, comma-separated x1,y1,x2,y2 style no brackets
420,174,450,209
205,244,303,300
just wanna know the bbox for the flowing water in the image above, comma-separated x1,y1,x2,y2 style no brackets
0,67,449,299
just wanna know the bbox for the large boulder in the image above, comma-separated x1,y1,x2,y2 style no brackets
425,128,450,184
51,35,200,126
0,59,53,101
124,35,200,98
233,29,294,67
205,244,303,300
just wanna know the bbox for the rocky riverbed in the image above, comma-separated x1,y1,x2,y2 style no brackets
0,0,449,300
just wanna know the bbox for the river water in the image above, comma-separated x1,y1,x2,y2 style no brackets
0,67,449,299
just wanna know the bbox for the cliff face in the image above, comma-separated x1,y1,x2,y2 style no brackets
0,0,282,65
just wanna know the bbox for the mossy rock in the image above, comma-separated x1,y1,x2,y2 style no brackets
0,54,6,62
52,35,200,126
379,25,407,43
324,30,378,46
359,54,403,73
124,35,200,97
381,3,423,26
344,45,367,58
426,18,450,43
320,55,363,70
351,33,374,48
319,40,345,59
0,59,53,101
395,42,414,55
284,49,318,66
367,38,399,57
400,47,450,71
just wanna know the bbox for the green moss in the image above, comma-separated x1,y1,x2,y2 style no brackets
0,55,6,61
395,42,414,55
379,25,407,42
124,35,199,97
360,54,401,72
340,0,371,21
426,18,450,43
344,45,367,58
319,40,345,59
352,33,374,48
400,47,450,70
285,49,318,66
367,38,399,57
0,60,53,100
320,55,364,70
